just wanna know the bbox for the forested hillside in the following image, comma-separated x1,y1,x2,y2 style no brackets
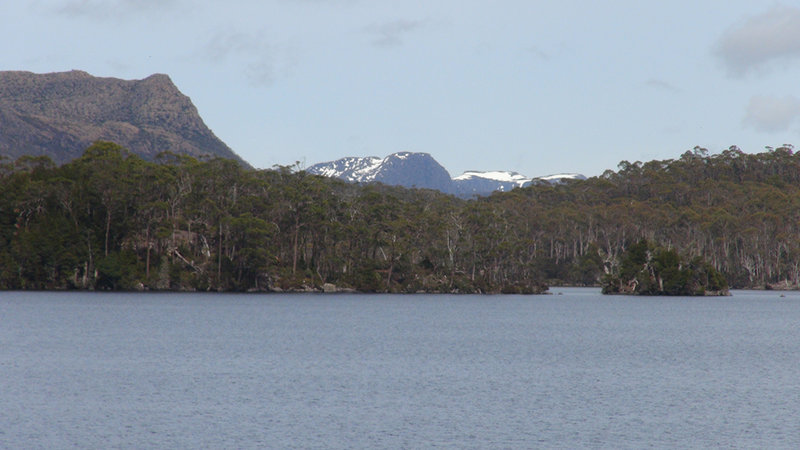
1,142,797,292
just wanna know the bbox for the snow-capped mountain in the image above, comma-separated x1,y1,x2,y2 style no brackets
307,152,453,192
451,171,531,197
454,171,530,186
308,156,384,182
307,152,585,197
451,171,587,196
534,173,587,183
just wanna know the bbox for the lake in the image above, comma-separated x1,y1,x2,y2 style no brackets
1,288,799,448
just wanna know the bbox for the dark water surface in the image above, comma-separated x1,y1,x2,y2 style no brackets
2,288,799,448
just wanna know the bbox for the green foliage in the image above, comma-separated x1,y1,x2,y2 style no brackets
96,250,141,290
569,244,604,286
0,141,798,293
602,239,729,296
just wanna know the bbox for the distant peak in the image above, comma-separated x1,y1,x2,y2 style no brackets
387,151,431,160
137,73,178,92
307,152,451,190
536,173,586,181
64,70,92,78
453,170,530,186
0,70,172,85
0,69,249,167
142,73,173,83
307,152,586,197
0,69,91,81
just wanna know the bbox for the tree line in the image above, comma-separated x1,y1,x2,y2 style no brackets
0,142,797,292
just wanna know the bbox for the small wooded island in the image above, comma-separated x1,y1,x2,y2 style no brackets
602,240,729,296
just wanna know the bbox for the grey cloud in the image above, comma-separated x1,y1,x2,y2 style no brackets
244,58,277,88
205,31,265,60
367,19,426,47
525,45,551,61
524,42,572,62
645,78,680,93
714,5,800,76
743,94,800,133
204,30,287,87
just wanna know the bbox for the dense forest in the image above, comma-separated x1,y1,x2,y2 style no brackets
1,142,798,292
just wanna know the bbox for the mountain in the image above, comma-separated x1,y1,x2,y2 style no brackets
452,171,586,196
533,173,587,183
307,152,453,192
0,70,248,166
451,170,531,197
307,152,586,196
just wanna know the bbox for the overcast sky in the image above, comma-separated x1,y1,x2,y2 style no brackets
3,1,800,177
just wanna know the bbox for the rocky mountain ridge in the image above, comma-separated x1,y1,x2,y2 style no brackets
1,70,582,197
307,152,586,197
0,70,247,166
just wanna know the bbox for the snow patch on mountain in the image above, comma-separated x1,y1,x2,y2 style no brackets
536,173,586,182
454,170,530,186
307,152,586,197
311,156,383,182
307,152,452,192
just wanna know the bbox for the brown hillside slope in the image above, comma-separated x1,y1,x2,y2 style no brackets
0,70,249,166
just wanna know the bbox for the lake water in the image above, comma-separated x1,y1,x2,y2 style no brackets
1,288,799,448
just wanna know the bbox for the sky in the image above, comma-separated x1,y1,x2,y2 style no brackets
3,1,800,178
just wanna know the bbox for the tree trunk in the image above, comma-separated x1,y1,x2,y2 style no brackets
145,225,151,278
218,221,223,283
292,216,300,275
104,209,111,256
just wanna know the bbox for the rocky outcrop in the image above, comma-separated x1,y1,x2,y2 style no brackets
0,70,248,166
